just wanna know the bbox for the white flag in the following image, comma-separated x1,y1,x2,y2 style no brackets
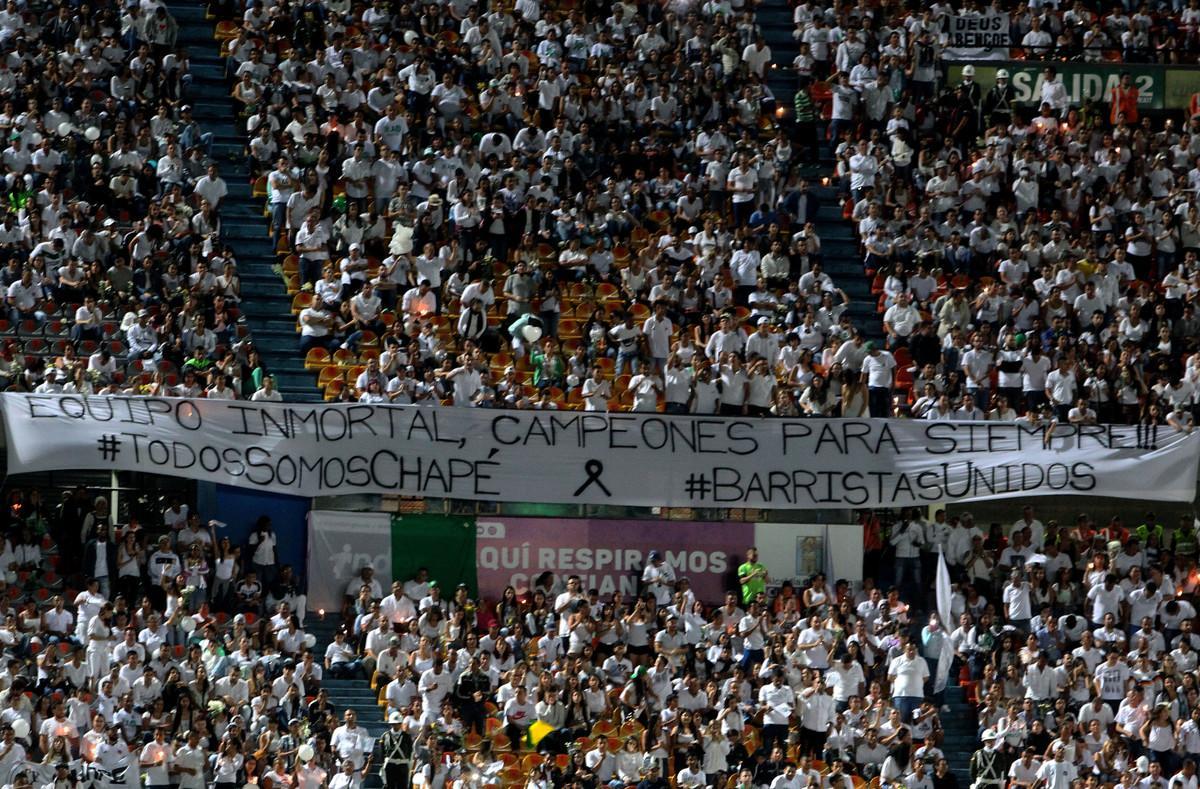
934,547,954,694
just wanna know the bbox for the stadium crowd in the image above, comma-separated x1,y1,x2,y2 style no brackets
0,0,1192,785
0,0,1194,429
5,480,1200,789
213,0,1200,425
0,0,274,403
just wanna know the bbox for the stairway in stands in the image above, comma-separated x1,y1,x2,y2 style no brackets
941,683,978,784
168,1,321,401
306,614,387,786
759,2,881,339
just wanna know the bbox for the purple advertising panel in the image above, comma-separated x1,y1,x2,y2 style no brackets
476,518,752,603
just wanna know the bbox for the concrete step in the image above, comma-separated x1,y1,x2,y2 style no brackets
172,4,210,22
167,0,324,397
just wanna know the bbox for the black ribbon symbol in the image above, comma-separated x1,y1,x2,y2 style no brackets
573,459,612,497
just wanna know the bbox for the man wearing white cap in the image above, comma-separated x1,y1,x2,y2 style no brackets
296,755,327,789
641,552,675,607
338,242,370,299
745,318,781,367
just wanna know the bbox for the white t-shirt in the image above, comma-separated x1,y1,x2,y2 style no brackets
628,374,661,412
887,654,929,699
863,352,897,388
1093,660,1131,700
1021,355,1052,392
1086,584,1125,623
249,532,276,565
1045,369,1078,405
642,316,673,358
664,368,692,406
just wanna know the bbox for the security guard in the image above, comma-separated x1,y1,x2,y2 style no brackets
960,64,983,127
378,710,415,789
1136,511,1164,547
1172,515,1198,560
982,69,1015,126
970,730,1006,789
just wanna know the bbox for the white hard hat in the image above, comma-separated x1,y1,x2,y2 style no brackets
996,69,1010,80
962,64,975,77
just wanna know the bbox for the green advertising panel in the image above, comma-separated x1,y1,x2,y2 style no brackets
391,514,479,597
948,62,1164,109
1165,69,1200,113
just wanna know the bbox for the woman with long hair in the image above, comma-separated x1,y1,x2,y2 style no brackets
212,536,239,612
116,530,144,606
840,368,869,417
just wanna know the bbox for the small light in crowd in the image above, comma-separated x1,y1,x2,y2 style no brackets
318,608,326,619
820,177,830,186
771,63,779,69
1060,123,1068,133
775,106,786,119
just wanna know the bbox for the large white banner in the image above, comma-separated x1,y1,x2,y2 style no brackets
943,13,1010,61
1,393,1197,509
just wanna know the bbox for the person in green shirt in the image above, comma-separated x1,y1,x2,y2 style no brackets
737,547,768,605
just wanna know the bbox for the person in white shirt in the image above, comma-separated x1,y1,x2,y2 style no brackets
250,375,283,402
848,140,879,198
627,370,662,413
140,729,173,789
1045,358,1078,421
502,686,535,746
1169,759,1200,789
172,729,207,789
192,163,228,210
584,737,617,783
887,642,929,723
1039,66,1070,116
328,757,363,789
641,552,675,607
6,268,41,327
1003,569,1034,631
662,355,693,415
441,356,483,407
758,669,796,752
330,710,372,770
1007,749,1041,789
883,293,920,347
726,151,759,228
770,763,804,789
580,366,613,412
676,754,706,789
641,301,673,374
862,342,896,417
1011,506,1046,549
